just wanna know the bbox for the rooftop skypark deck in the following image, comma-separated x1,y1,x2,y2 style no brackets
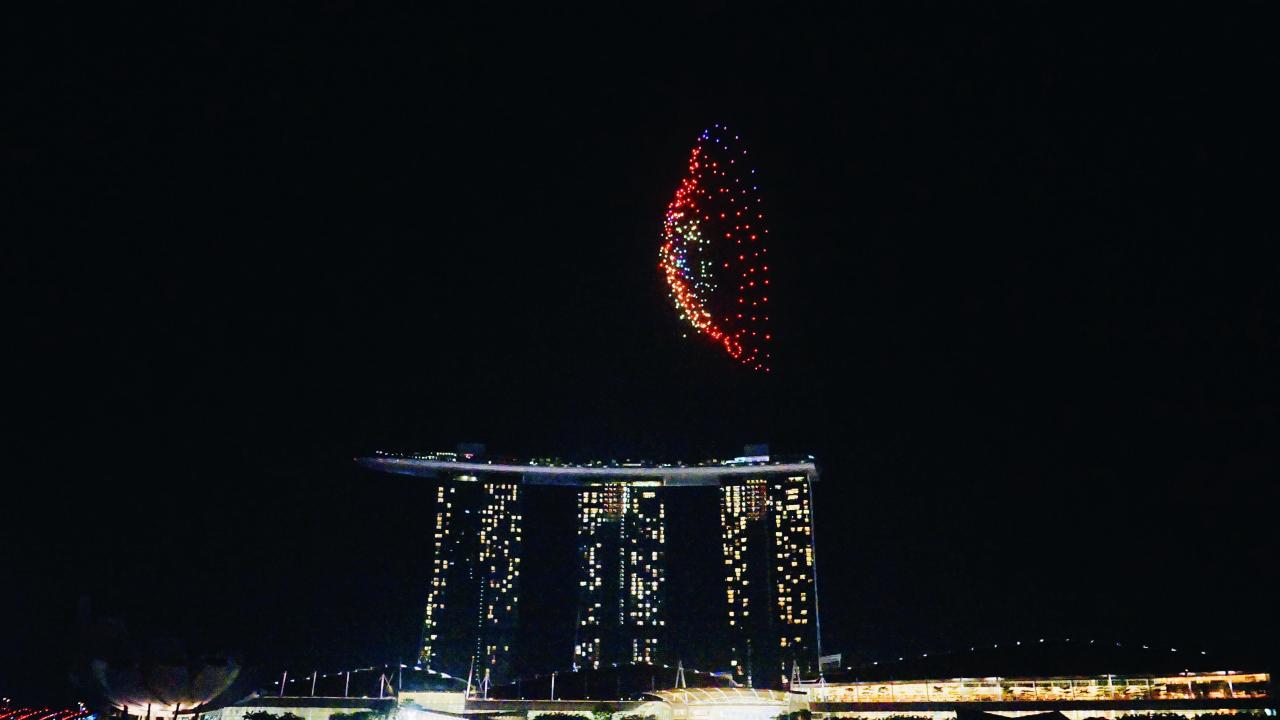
357,450,819,486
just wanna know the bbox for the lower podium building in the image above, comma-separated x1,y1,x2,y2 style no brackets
359,447,822,689
198,668,1271,720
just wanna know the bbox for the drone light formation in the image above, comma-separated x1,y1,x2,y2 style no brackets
659,125,771,371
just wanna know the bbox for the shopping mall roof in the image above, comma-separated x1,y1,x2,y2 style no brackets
647,688,790,705
820,637,1266,682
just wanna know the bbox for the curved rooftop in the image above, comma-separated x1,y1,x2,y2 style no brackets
648,687,789,705
357,450,818,486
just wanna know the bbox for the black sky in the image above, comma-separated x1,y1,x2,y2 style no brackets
6,1,1279,705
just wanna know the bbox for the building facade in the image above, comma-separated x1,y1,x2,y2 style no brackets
360,448,820,690
720,473,819,687
419,473,523,687
574,482,667,670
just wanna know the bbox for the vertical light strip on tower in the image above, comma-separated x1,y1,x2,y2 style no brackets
420,483,457,666
574,484,620,670
624,484,665,664
475,480,521,679
770,474,817,684
720,478,766,683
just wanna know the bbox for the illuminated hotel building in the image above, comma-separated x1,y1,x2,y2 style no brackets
721,473,818,687
574,482,666,669
359,448,820,690
417,472,523,685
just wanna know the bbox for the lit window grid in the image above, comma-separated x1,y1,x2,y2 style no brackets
719,478,766,679
473,481,522,673
574,483,667,668
420,484,457,666
624,487,665,664
574,485,622,669
770,476,816,678
720,475,818,682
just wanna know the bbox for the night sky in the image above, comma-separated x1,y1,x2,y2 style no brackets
6,2,1278,705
